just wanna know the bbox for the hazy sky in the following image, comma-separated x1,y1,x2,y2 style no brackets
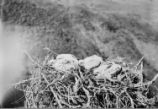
0,21,27,104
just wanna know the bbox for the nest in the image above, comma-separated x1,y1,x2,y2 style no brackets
15,53,158,108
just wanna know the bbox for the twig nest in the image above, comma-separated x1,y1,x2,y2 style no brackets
17,53,158,108
52,54,79,72
79,55,103,70
134,62,143,86
93,62,122,81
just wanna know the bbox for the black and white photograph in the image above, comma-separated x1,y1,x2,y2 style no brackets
0,0,158,108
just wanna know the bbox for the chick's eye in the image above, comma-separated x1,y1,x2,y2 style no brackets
107,64,112,69
65,61,71,64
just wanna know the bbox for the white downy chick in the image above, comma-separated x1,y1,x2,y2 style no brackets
93,62,122,81
79,55,103,70
52,54,79,72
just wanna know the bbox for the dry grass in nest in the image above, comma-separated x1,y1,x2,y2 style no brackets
14,52,158,108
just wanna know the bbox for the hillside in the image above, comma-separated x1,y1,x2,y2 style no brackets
1,0,158,83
